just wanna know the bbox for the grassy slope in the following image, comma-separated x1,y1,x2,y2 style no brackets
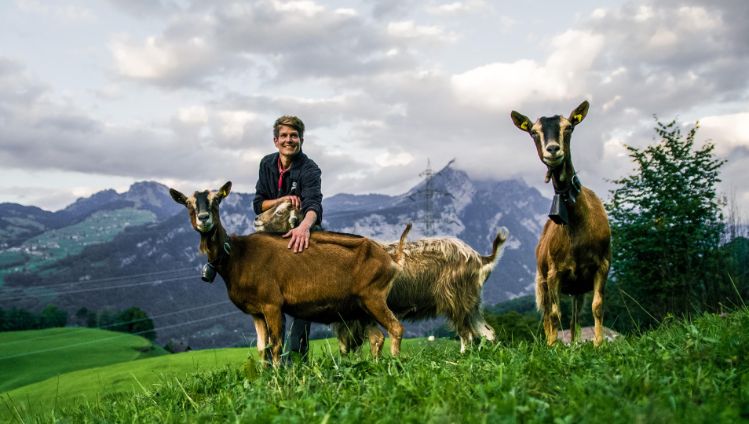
0,338,421,421
1,347,249,421
4,311,749,423
0,327,166,393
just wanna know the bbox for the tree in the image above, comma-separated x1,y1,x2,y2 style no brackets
0,308,38,331
96,310,116,329
75,307,95,327
39,305,67,328
605,119,726,331
112,307,156,341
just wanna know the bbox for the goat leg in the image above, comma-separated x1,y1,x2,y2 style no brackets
263,306,284,367
252,315,270,363
366,325,385,358
361,296,403,357
469,309,496,343
536,274,554,346
592,264,607,347
456,314,474,353
335,320,368,355
540,271,561,346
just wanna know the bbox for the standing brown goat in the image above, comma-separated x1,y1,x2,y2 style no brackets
255,199,510,354
510,101,611,346
169,181,408,365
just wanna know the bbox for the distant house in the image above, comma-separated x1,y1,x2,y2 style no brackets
557,326,620,344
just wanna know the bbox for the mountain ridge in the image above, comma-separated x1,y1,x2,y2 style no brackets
0,165,551,347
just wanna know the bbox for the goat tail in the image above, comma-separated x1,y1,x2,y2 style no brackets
481,226,509,268
393,223,412,265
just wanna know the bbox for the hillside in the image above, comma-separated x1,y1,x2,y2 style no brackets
0,337,424,421
2,310,747,423
0,327,166,392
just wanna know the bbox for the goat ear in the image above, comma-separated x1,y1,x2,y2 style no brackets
511,111,532,133
169,188,188,206
569,100,590,126
217,181,232,201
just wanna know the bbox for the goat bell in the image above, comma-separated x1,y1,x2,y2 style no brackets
201,263,217,283
549,194,569,225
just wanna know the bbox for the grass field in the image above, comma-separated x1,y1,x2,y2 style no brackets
0,327,166,393
0,338,426,421
2,309,748,423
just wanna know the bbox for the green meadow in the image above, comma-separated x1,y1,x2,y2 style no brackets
0,327,167,393
2,310,748,423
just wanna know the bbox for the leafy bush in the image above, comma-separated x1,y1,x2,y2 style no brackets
604,119,742,333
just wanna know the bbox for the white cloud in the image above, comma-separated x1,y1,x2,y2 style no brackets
3,0,749,216
427,0,488,15
111,35,219,85
451,30,604,110
700,112,749,155
591,8,607,19
676,6,719,31
375,151,414,167
648,28,678,48
634,5,654,22
177,106,209,125
271,0,324,16
216,110,258,141
16,0,94,22
387,21,458,43
334,8,357,17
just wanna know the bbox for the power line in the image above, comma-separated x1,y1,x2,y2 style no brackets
0,274,200,302
0,267,196,292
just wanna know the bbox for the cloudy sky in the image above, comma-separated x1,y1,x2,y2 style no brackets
1,0,748,216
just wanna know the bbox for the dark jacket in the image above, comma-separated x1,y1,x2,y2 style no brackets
253,152,323,225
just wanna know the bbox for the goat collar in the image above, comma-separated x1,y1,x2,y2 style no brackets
548,173,582,226
204,226,232,267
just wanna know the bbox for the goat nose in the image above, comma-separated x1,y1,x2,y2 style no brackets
546,144,560,155
198,212,209,222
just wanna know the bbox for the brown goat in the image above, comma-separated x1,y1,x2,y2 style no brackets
511,101,611,346
169,181,409,365
254,199,510,354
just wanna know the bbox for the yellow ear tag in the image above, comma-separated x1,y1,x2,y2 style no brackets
573,114,583,123
520,121,529,130
219,190,227,197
